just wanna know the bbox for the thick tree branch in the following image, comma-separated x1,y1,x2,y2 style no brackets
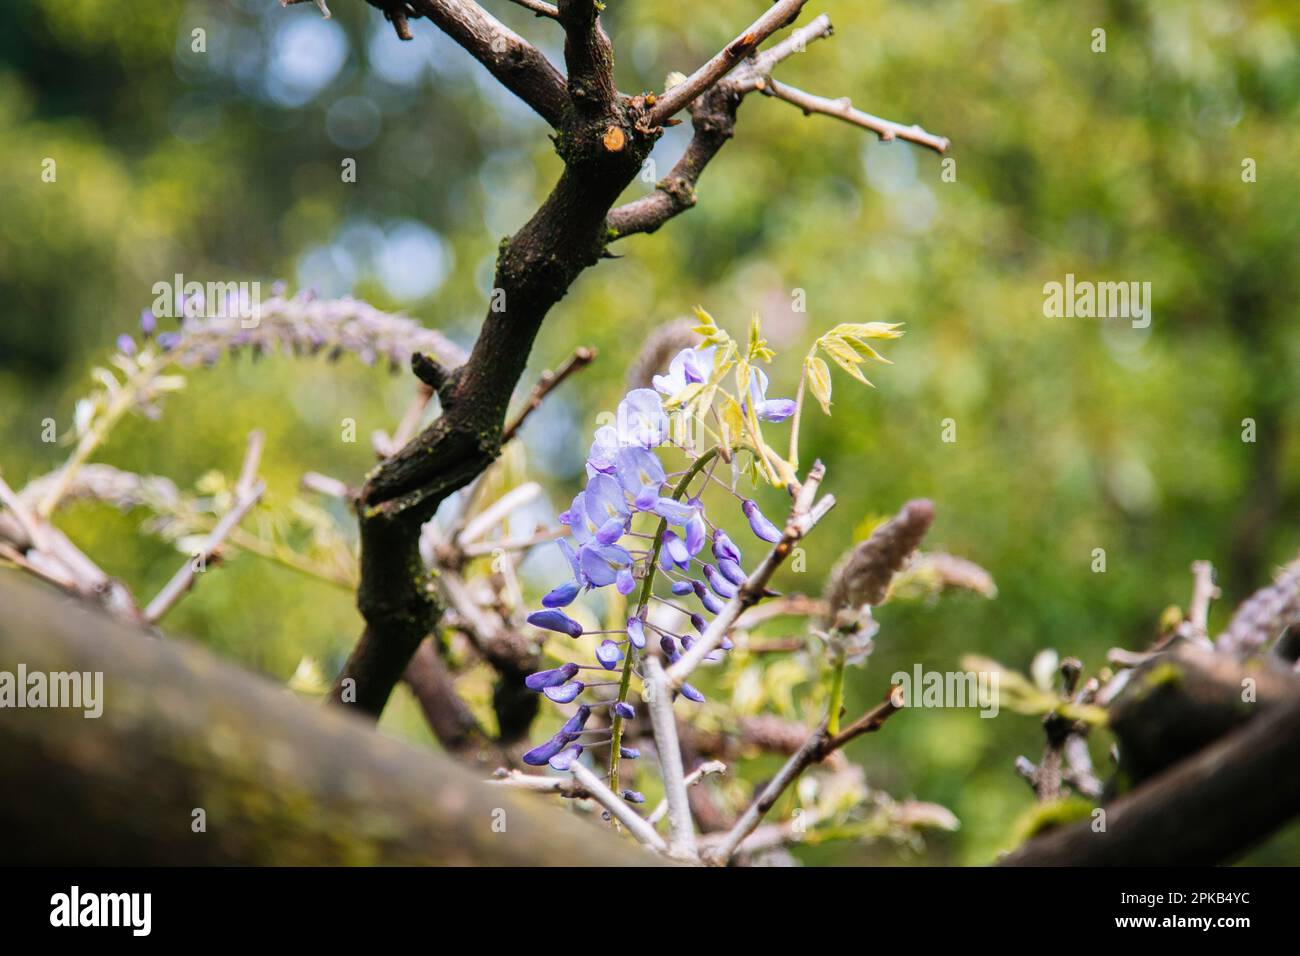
367,0,570,126
556,0,618,112
326,0,944,721
334,129,652,716
1106,642,1300,784
0,575,652,865
401,637,506,763
1001,686,1300,866
607,82,742,238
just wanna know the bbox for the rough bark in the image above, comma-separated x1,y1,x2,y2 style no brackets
0,576,653,865
1001,686,1300,866
332,44,659,717
1107,643,1300,784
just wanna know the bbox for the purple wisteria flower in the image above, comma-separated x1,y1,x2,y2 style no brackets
652,345,717,397
742,499,783,543
744,367,798,423
526,609,583,637
521,343,802,773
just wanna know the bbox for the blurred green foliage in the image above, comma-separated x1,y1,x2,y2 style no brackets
1,0,1298,864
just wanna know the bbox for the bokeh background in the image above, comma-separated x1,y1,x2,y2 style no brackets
2,0,1298,864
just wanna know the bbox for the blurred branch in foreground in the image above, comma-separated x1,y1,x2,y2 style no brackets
0,574,653,866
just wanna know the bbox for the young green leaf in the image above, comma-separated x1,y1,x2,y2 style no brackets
806,355,833,414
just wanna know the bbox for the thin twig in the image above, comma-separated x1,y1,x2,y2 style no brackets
1185,559,1220,639
704,685,904,865
737,12,834,85
762,78,950,154
647,760,726,825
665,461,832,689
570,761,668,852
457,482,542,547
143,433,267,624
235,429,264,499
0,472,49,553
506,0,558,19
143,480,264,624
647,0,810,126
0,542,77,590
706,721,827,865
644,656,698,860
501,346,596,444
460,525,567,558
488,767,590,798
300,471,353,500
822,684,906,753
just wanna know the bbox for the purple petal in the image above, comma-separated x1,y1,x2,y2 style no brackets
587,425,620,473
619,746,640,760
524,662,580,690
653,497,697,526
613,701,635,720
564,492,596,545
543,681,584,703
670,580,694,596
703,564,738,599
522,734,567,766
690,613,707,635
626,617,646,649
621,790,646,804
527,609,584,637
585,474,629,526
116,334,136,356
617,388,669,448
595,517,626,546
615,566,636,596
718,557,747,587
139,309,157,337
579,543,632,588
560,704,593,738
742,499,783,543
615,446,666,501
759,399,797,422
685,505,707,555
662,530,690,569
542,581,581,608
712,530,742,564
557,538,584,583
693,580,723,615
548,744,583,771
679,683,706,703
596,640,624,670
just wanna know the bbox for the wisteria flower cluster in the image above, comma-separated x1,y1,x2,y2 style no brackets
518,310,903,794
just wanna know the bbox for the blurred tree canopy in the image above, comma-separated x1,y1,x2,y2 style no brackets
1,0,1297,863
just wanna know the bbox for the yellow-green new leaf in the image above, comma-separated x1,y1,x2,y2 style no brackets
820,336,876,387
832,321,904,341
806,355,833,414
